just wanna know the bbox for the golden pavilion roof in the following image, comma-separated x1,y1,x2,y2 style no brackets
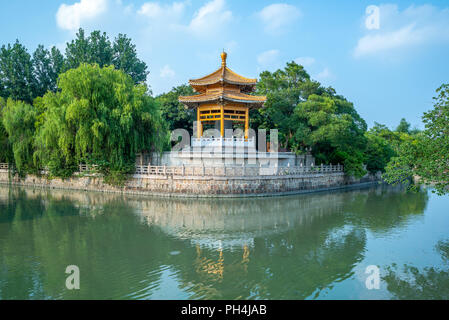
189,67,257,89
179,90,266,108
179,52,266,108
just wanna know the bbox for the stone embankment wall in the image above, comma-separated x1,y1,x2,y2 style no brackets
0,170,381,198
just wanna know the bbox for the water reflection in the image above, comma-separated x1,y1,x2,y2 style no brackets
383,240,449,299
0,185,430,299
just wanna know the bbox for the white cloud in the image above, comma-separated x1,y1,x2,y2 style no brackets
56,0,108,31
314,68,334,81
257,49,280,67
354,24,423,57
137,0,232,38
294,56,315,67
188,0,232,37
257,3,301,35
160,65,176,78
354,4,449,58
137,1,186,20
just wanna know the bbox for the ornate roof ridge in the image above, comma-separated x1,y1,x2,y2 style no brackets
179,90,266,104
188,66,257,87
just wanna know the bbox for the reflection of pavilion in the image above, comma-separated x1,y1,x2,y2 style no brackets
136,193,347,250
131,190,369,298
132,192,348,285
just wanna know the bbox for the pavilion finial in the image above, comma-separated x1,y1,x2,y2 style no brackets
221,51,227,67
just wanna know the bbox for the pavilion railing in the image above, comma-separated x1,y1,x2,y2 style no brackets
191,136,256,148
0,163,344,177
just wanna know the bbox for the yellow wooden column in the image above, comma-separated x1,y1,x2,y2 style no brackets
245,107,249,140
197,107,202,138
220,104,224,137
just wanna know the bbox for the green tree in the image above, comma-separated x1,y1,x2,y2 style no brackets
0,97,13,163
32,45,65,97
34,64,168,184
88,30,113,67
156,84,195,132
294,94,368,177
65,28,95,69
396,118,411,134
369,122,414,153
253,61,324,149
364,132,395,173
254,61,368,176
65,29,115,69
0,40,34,103
65,29,148,84
2,98,37,174
112,34,149,84
384,84,449,195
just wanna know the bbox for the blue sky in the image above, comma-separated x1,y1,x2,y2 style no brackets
1,0,449,129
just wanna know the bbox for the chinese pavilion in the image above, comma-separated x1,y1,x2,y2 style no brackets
179,52,266,140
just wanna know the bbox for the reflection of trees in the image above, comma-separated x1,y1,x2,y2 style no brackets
344,185,428,234
168,225,366,299
138,191,367,299
138,192,349,249
142,186,428,299
0,188,177,299
0,189,48,299
0,184,431,300
383,240,449,300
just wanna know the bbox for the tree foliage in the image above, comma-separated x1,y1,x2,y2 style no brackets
253,61,324,149
33,64,167,182
65,29,148,84
0,41,34,103
384,84,449,195
294,94,368,177
255,61,368,177
396,118,411,134
2,98,36,174
0,97,13,163
112,34,149,84
1,29,148,106
32,45,65,97
364,132,395,173
156,84,195,133
65,29,113,69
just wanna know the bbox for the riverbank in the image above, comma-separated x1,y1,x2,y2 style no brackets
0,169,382,198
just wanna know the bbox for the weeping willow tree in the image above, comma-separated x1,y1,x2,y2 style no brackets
2,98,36,175
34,63,168,185
0,97,13,164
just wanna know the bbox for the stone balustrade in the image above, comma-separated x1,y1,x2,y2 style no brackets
1,162,344,178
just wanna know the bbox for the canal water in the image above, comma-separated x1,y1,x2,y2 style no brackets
0,184,448,300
